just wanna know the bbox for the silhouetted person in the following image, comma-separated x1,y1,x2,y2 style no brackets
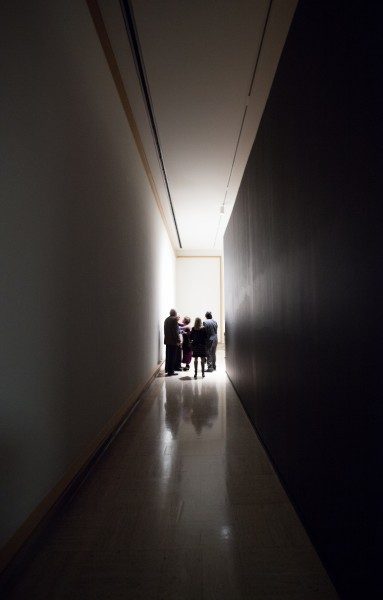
164,308,180,376
190,317,208,379
180,316,192,371
175,313,183,371
203,311,218,371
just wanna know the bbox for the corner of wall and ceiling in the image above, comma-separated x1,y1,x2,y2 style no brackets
85,0,180,256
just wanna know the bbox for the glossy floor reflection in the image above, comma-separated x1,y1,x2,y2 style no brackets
6,347,338,599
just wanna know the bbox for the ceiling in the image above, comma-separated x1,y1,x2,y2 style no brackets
99,0,298,254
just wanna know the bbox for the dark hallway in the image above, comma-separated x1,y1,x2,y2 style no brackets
3,349,337,599
1,1,382,599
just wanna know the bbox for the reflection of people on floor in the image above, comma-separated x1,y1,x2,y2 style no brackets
190,317,208,379
180,381,193,423
164,390,182,438
181,382,219,435
203,311,218,371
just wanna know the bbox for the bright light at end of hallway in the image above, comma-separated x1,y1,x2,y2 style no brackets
176,256,222,341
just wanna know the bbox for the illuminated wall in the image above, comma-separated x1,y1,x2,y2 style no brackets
1,0,175,550
176,257,222,342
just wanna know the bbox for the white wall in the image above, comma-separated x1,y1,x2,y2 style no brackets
0,1,175,550
176,257,222,341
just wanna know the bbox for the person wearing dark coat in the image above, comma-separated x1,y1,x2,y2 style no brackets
180,316,192,370
203,311,218,371
164,308,181,376
175,315,183,371
190,317,208,379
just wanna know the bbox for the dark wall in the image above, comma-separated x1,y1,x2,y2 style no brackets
224,1,382,597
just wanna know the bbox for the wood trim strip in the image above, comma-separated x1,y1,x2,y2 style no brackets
85,0,177,253
219,255,224,343
0,361,162,576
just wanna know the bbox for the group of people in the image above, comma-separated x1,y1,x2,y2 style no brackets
164,309,218,379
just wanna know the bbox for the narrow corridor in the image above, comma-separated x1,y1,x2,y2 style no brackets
6,347,338,599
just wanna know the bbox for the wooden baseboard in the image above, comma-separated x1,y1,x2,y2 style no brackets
0,361,162,577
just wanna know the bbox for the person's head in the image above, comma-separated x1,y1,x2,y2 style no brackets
183,316,190,325
169,308,177,317
205,311,212,319
194,317,202,329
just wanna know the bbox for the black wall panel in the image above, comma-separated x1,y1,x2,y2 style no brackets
224,2,382,597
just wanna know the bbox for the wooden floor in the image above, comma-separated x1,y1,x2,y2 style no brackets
5,347,338,599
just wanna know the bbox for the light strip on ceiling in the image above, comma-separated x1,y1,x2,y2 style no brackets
213,0,274,248
119,0,182,248
86,0,179,250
